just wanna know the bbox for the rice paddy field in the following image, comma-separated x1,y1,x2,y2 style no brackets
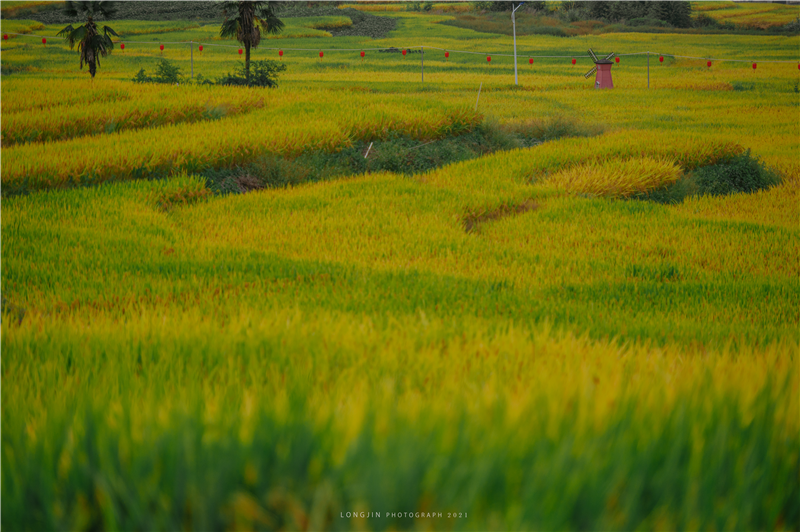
2,3,799,531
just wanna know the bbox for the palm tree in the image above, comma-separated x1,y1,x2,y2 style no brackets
56,1,118,79
220,1,284,84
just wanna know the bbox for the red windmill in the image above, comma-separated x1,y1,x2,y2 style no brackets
583,48,615,89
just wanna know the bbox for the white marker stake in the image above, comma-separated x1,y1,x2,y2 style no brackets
364,142,373,158
475,82,482,111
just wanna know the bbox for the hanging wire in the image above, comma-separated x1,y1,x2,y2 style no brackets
2,32,799,63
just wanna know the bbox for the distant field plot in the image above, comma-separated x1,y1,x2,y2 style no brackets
1,6,799,532
692,1,800,29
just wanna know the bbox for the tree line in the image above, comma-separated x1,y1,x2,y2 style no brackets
476,1,693,28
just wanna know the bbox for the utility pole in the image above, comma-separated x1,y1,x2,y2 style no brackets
512,2,524,85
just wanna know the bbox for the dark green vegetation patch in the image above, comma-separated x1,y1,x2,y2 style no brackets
642,150,781,204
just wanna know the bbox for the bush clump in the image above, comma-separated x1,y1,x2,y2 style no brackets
693,149,780,196
643,150,780,204
132,58,183,84
218,60,287,88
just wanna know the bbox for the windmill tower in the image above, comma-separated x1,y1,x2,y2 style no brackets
584,48,616,89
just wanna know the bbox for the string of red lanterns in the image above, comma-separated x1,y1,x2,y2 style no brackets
3,34,799,75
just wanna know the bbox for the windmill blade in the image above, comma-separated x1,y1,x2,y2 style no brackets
584,65,597,79
587,48,598,62
603,52,616,61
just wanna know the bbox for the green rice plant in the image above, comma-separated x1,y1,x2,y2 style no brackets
1,13,799,531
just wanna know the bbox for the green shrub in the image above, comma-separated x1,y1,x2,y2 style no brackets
642,150,780,204
153,58,182,83
693,149,780,196
778,17,800,34
405,1,433,12
218,60,287,88
131,68,151,84
131,58,183,84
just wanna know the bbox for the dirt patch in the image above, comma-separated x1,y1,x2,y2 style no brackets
463,199,538,234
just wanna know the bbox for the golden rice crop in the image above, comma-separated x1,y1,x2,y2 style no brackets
300,16,354,30
0,78,132,114
545,156,683,198
0,88,482,194
694,1,800,28
1,81,267,145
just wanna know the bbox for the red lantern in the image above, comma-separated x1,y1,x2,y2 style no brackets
42,37,46,45
615,56,619,63
3,34,8,40
707,60,712,68
360,50,365,58
797,63,800,70
402,49,407,56
199,45,203,52
238,48,242,55
120,43,125,50
487,56,491,63
445,51,449,59
278,49,283,57
319,50,323,58
659,56,664,63
529,57,533,65
752,62,757,70
571,58,576,65
160,44,164,53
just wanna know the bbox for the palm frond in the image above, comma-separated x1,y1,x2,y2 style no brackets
103,25,119,37
56,24,75,38
59,25,87,48
258,11,284,35
72,25,87,43
256,1,285,34
220,18,239,39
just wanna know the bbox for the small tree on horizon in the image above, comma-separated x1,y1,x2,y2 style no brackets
220,1,284,84
56,0,119,79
